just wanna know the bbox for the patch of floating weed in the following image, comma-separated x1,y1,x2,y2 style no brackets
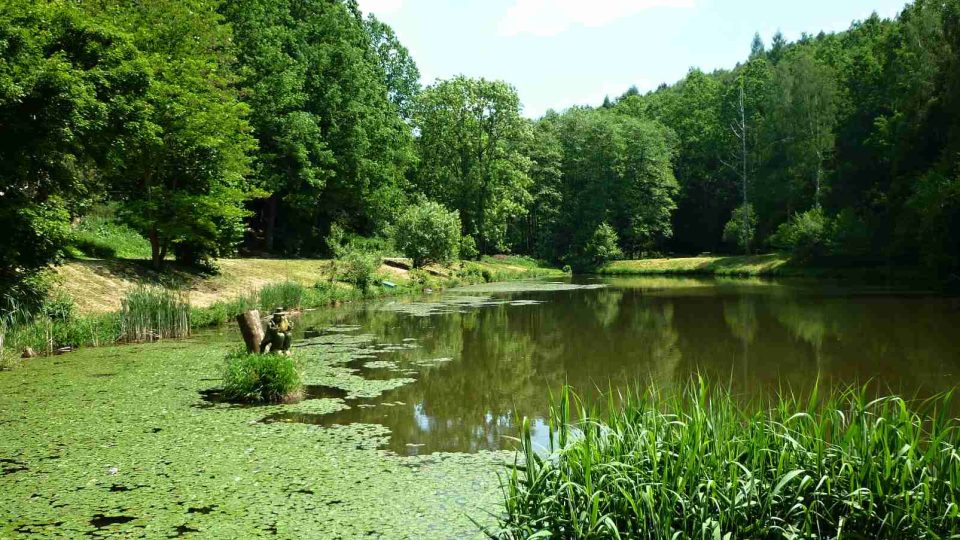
0,340,506,539
379,295,509,317
363,360,400,370
280,398,349,416
448,281,606,294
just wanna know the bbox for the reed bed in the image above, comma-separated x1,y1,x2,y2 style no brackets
497,381,960,539
258,280,305,312
119,287,190,342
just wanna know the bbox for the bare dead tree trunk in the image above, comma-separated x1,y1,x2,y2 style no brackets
236,310,264,353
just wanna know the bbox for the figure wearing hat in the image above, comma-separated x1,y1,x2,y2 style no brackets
261,308,293,354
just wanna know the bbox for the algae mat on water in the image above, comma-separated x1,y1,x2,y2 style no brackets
0,339,508,539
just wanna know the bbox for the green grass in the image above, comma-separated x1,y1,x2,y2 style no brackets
119,287,190,342
221,350,303,403
68,211,153,260
498,380,960,539
600,254,792,276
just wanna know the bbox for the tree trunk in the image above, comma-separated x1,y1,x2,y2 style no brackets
236,310,264,354
265,194,278,252
149,229,163,270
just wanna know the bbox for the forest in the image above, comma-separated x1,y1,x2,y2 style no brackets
2,0,959,312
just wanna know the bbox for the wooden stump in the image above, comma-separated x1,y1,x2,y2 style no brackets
236,310,265,353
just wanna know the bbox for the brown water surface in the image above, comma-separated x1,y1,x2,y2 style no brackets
292,276,960,455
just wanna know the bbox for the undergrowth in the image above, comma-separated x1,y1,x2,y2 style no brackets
67,209,153,260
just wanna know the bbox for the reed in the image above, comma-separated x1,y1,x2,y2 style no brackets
119,287,190,342
258,281,305,312
497,380,960,539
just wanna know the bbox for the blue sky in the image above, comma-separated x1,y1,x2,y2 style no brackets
357,0,910,118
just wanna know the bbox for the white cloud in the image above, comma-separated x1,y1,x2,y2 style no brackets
357,0,404,16
499,0,695,37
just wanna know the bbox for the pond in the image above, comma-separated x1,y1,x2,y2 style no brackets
2,275,958,537
286,275,960,455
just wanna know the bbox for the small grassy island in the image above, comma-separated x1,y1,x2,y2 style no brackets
3,0,960,538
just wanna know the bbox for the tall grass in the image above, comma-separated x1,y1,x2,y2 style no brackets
498,381,960,539
258,280,305,312
222,350,303,403
0,297,119,360
119,287,190,342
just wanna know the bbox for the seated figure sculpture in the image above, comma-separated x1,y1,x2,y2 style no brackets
261,308,293,355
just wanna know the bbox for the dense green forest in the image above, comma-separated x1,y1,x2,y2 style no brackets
2,0,959,309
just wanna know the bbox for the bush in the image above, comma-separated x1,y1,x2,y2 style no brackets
336,247,381,294
41,292,75,322
500,382,960,539
770,207,874,262
722,203,758,252
460,234,479,260
571,222,622,272
393,201,462,268
222,350,303,403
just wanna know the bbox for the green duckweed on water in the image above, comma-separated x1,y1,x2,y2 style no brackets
0,338,507,539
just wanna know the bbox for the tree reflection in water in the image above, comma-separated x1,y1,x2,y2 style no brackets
293,278,960,454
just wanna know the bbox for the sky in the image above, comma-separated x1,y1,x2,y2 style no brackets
357,0,910,118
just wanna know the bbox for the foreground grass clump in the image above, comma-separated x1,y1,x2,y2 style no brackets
222,350,303,403
120,287,190,342
498,382,960,539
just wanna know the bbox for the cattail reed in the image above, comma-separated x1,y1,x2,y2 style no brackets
119,287,191,342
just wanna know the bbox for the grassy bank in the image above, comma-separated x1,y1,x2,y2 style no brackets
598,254,937,281
1,256,563,364
600,254,792,276
497,382,960,539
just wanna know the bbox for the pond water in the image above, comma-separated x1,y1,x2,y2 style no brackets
286,276,960,455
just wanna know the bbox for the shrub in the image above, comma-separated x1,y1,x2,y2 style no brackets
258,281,305,312
222,350,303,403
499,381,960,539
571,222,622,272
336,247,381,294
770,206,832,261
722,203,758,252
40,292,75,322
460,234,479,260
119,287,190,342
393,201,461,268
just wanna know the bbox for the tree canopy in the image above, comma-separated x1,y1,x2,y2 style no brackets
3,0,960,310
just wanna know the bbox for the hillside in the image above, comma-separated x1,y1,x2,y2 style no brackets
54,256,559,314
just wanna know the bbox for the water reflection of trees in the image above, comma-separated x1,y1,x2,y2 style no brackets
302,286,960,454
312,289,684,453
